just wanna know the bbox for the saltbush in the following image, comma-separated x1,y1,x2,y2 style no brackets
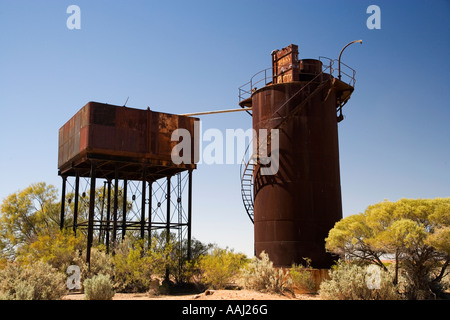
83,246,114,279
319,260,401,300
0,261,67,300
84,274,115,300
241,251,292,294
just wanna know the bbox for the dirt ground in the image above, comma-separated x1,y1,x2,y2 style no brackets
63,289,321,301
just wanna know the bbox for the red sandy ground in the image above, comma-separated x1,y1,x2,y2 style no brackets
63,289,321,300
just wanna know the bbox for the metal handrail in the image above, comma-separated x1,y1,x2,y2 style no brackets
319,56,356,87
238,57,356,101
238,67,273,101
240,143,255,223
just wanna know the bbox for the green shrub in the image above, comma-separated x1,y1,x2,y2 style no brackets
241,251,292,294
290,258,316,293
0,261,67,300
197,247,247,289
319,260,401,300
111,239,164,293
83,247,114,278
84,274,115,300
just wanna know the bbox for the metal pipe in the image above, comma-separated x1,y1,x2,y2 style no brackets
338,40,362,80
180,107,252,117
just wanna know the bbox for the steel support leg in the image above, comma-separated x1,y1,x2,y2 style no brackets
187,170,193,260
99,181,107,245
148,180,153,248
165,176,171,281
73,172,80,235
86,162,97,267
141,168,147,240
112,168,119,249
105,179,111,253
60,176,67,230
122,179,127,240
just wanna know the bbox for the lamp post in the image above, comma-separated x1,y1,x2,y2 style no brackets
338,40,362,80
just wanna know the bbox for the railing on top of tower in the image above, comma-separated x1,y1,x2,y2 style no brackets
238,57,356,102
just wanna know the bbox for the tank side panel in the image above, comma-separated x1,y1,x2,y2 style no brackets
58,102,199,172
252,82,342,268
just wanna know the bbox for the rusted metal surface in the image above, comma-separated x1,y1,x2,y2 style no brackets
251,45,355,268
299,59,322,74
58,102,197,266
58,102,198,180
271,44,300,84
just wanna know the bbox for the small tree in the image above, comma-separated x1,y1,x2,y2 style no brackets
17,229,84,272
326,198,450,299
0,183,60,259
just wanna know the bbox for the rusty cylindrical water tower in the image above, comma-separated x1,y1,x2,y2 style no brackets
239,44,356,268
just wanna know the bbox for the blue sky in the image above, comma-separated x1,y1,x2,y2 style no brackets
0,0,449,257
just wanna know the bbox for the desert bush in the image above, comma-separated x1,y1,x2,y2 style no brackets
290,258,316,293
83,246,114,279
112,240,153,293
241,251,292,294
319,260,401,300
84,274,115,300
171,237,214,285
61,246,114,292
17,230,84,272
197,247,247,289
0,261,67,300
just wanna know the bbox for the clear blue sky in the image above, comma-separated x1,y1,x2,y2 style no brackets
0,0,449,257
